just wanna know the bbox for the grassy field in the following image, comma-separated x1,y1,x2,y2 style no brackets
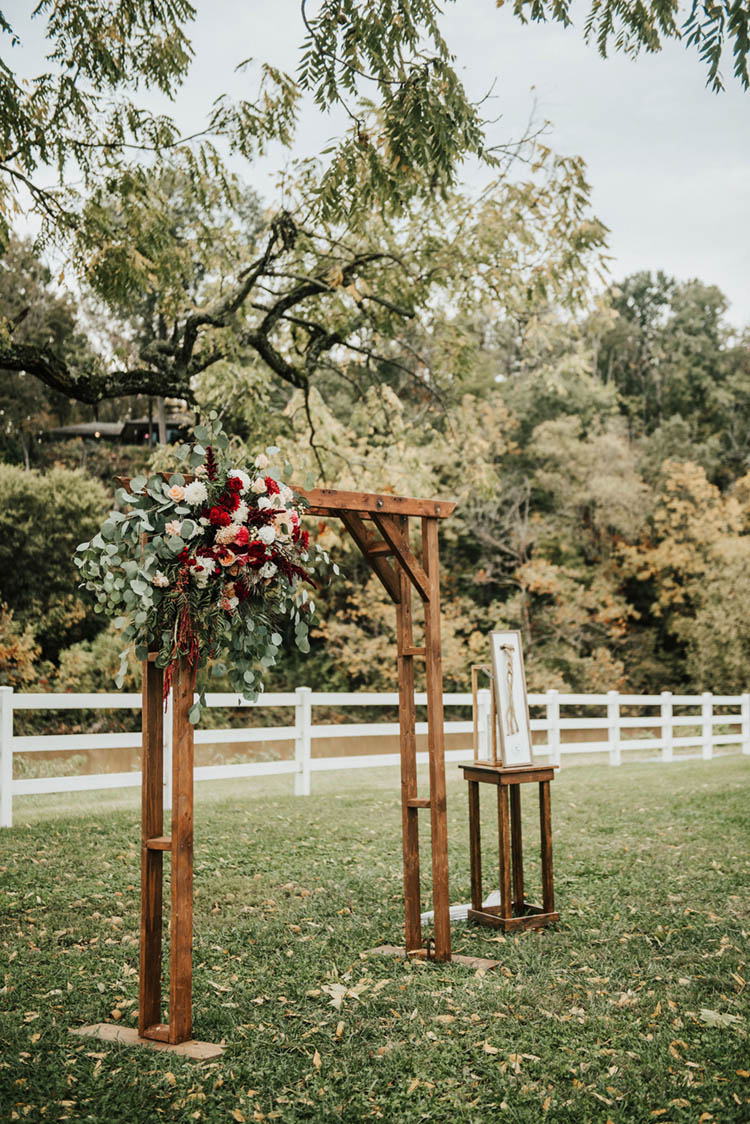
1,757,748,1123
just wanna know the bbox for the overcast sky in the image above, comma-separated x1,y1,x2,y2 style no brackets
11,0,750,327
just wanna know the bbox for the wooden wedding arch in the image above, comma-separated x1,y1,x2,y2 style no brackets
127,487,458,1051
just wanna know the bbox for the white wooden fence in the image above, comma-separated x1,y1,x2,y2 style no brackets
1,686,748,827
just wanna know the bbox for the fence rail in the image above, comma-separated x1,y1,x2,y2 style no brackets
1,685,748,827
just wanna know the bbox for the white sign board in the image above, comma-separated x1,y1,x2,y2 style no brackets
490,630,534,768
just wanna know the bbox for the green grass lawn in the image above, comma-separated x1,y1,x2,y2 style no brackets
1,757,749,1123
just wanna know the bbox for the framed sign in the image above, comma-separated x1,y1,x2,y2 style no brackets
490,630,534,768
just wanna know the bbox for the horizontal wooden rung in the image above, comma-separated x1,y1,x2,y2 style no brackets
400,646,426,658
145,836,172,850
366,540,395,556
406,797,431,808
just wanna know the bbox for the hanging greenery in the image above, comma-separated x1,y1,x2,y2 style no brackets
74,415,332,722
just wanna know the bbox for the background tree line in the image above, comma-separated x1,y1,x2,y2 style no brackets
1,0,749,704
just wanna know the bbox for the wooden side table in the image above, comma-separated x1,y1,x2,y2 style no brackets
460,762,559,931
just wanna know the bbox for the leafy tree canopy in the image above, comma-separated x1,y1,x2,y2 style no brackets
1,0,744,410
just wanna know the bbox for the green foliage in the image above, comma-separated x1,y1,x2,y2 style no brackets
75,416,325,721
0,604,44,689
0,463,109,659
512,0,750,91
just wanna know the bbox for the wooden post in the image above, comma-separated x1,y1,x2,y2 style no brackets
0,687,13,829
497,784,512,920
294,686,312,796
547,689,561,769
169,656,194,1044
509,784,524,912
396,519,422,954
163,687,173,812
539,780,555,915
701,692,713,760
607,691,621,767
661,690,673,762
467,778,482,913
421,517,451,962
139,657,164,1037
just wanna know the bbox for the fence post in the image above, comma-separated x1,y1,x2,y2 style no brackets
607,690,621,766
295,687,312,796
163,688,174,811
0,687,13,828
701,692,713,760
547,689,561,769
477,687,491,761
661,690,673,763
742,693,750,756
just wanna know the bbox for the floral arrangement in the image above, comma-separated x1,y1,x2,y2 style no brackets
75,415,331,722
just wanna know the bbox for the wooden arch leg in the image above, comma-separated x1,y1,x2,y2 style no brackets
421,517,451,961
396,537,422,953
139,657,164,1036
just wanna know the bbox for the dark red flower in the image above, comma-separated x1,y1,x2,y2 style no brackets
209,507,232,527
227,476,243,493
218,490,240,512
265,476,280,495
234,526,250,547
301,529,310,550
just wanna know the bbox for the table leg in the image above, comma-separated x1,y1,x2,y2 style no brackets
509,783,524,914
497,785,512,921
539,780,555,915
468,779,482,912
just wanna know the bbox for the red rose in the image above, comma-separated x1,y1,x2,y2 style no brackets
209,507,231,527
218,490,240,512
301,529,310,550
227,476,243,493
265,476,280,495
234,526,250,547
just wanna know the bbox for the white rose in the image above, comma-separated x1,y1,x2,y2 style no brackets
250,476,267,494
184,481,208,505
233,500,249,524
259,561,277,579
256,495,272,511
152,570,170,588
254,453,270,469
258,524,276,546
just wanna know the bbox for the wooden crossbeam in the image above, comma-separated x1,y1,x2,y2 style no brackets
372,514,432,602
338,510,401,603
299,487,455,520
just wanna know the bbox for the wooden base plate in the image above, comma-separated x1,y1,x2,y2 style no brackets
467,904,559,932
71,1023,223,1060
367,944,501,971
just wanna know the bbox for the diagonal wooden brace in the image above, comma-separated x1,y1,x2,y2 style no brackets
372,514,432,602
339,510,401,603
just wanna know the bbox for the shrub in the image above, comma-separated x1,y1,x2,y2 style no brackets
0,464,110,659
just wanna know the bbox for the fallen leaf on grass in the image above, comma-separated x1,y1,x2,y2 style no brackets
407,1079,419,1094
483,1042,499,1055
699,1009,743,1028
313,1049,321,1069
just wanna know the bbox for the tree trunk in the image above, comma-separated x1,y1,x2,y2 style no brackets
156,397,168,445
